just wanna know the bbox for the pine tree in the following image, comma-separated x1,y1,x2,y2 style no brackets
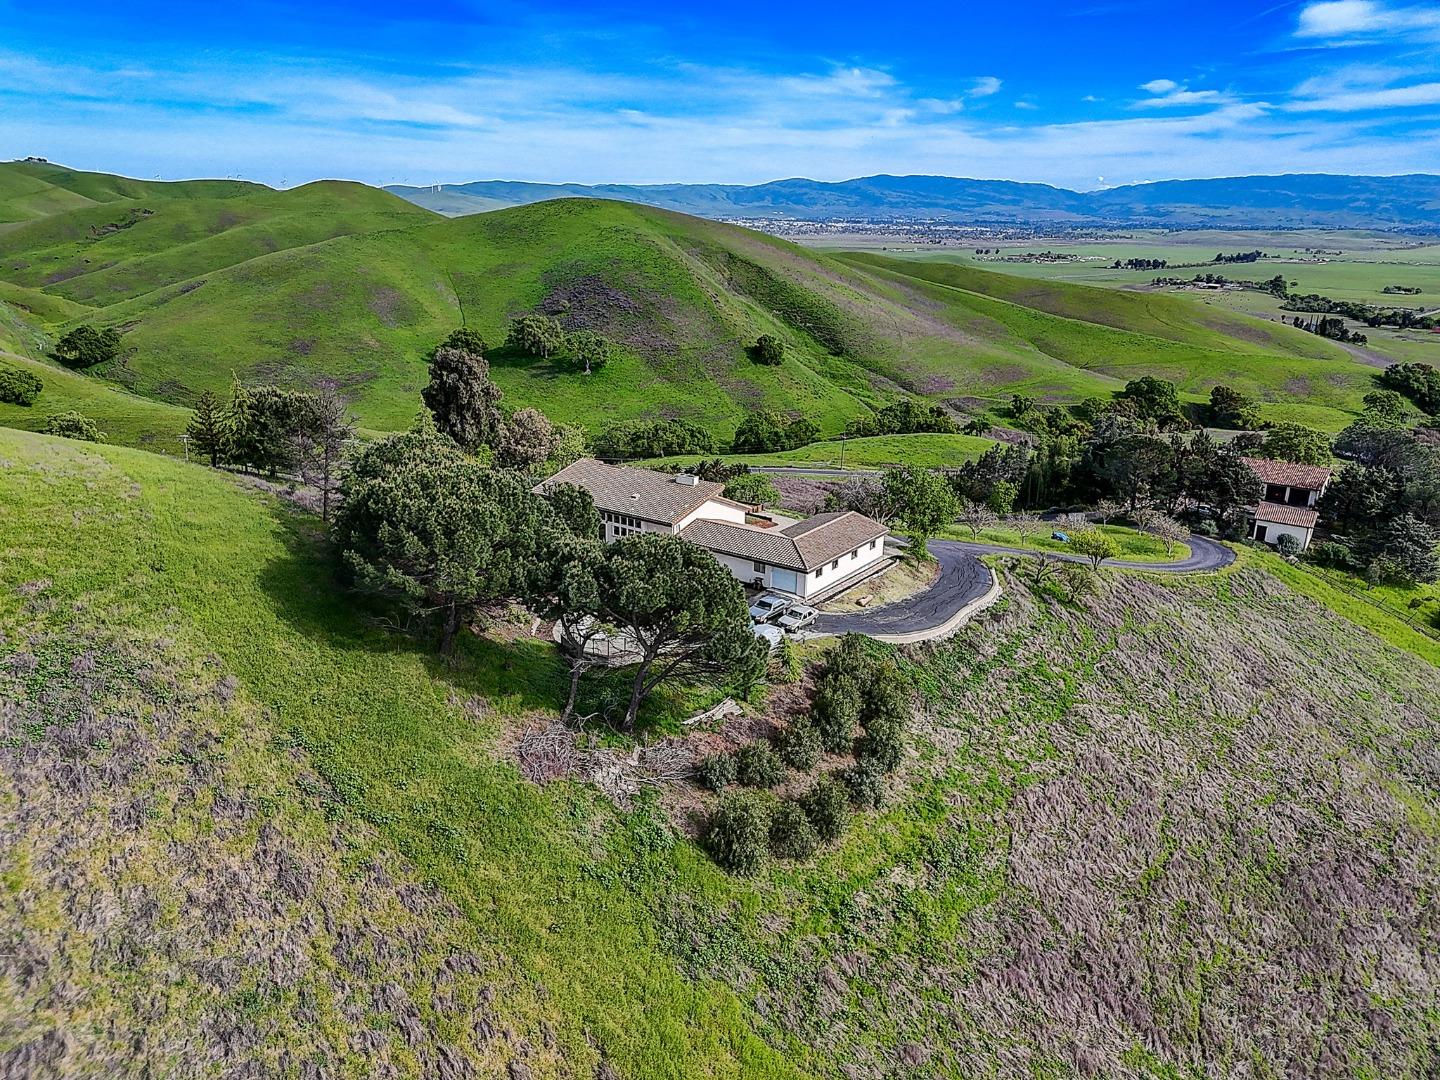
186,389,227,467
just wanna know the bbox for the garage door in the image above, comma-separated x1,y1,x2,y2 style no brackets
770,568,799,594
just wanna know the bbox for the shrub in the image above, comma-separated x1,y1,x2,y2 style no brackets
695,753,737,792
733,742,786,788
856,710,907,772
1274,534,1302,558
753,334,784,365
800,775,849,842
41,410,104,442
810,677,861,753
1366,554,1408,586
767,800,818,860
775,719,822,771
703,792,772,874
855,662,911,772
774,637,801,684
0,363,43,406
1306,540,1353,570
844,758,887,809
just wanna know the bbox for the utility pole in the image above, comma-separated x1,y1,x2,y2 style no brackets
179,433,190,463
839,433,846,471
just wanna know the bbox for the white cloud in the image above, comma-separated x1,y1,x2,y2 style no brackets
1287,79,1440,109
1133,79,1237,109
1295,0,1440,39
1133,88,1235,108
1,47,1435,192
968,76,1002,98
1014,101,1039,110
1286,62,1440,109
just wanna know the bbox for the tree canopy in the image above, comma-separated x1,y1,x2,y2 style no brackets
54,325,121,368
334,422,557,653
882,466,958,556
581,534,767,730
421,343,504,452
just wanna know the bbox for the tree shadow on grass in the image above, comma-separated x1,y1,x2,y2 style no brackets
252,500,568,718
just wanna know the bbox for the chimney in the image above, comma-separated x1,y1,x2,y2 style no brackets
674,473,700,486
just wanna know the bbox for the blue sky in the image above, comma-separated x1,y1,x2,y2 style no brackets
1,0,1438,188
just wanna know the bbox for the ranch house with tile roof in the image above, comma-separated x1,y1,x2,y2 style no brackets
536,458,890,599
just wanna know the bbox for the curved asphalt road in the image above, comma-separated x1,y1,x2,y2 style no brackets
812,534,1234,638
940,533,1235,574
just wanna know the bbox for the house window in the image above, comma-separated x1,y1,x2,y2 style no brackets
869,539,878,550
815,566,823,578
831,559,839,570
753,561,765,573
851,548,859,560
600,510,642,538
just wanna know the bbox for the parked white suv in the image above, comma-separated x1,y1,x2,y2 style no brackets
775,604,818,633
748,592,793,623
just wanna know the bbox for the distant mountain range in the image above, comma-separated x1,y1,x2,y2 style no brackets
386,173,1440,229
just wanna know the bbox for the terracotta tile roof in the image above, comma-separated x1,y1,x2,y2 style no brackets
1242,456,1332,492
681,520,809,569
535,458,727,525
780,511,890,567
681,511,888,571
1254,501,1320,528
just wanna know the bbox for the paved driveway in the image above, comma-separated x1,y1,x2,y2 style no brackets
938,534,1235,573
812,543,993,637
811,534,1233,640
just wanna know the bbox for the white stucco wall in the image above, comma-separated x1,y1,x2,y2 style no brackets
676,499,747,530
1254,519,1314,551
699,535,886,598
798,537,887,598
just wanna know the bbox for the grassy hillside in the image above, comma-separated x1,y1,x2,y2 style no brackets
0,348,192,451
0,163,1388,448
4,426,1438,1077
642,431,997,470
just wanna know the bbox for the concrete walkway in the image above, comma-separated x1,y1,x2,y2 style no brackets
810,534,1234,643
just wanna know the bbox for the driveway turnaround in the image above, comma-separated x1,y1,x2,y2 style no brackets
811,534,1234,642
939,534,1235,574
813,543,994,638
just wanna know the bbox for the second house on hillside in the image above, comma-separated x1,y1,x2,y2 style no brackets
1242,456,1333,552
536,458,890,599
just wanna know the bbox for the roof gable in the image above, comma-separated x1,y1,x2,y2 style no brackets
1255,501,1320,528
1242,456,1332,491
682,511,887,571
536,458,726,525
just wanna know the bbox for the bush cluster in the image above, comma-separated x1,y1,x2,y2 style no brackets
702,774,852,871
730,410,820,454
0,363,43,406
695,753,737,792
807,634,912,772
752,334,784,366
774,719,821,771
54,325,122,368
700,634,914,873
702,792,771,874
41,410,104,442
594,419,714,459
845,398,959,438
733,742,785,788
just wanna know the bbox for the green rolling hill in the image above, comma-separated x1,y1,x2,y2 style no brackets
0,161,1386,446
6,424,1438,1077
